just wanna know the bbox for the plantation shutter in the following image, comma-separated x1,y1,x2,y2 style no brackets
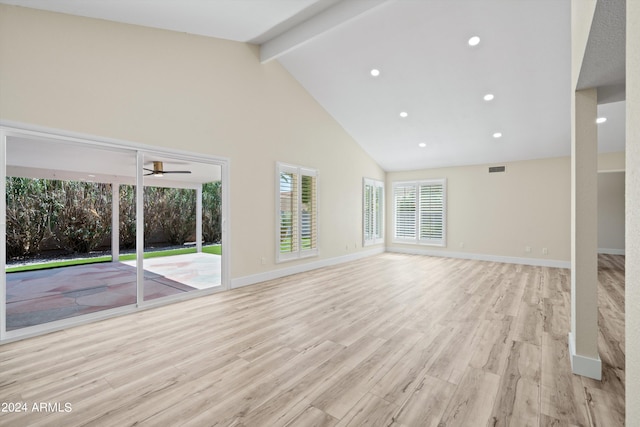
375,185,384,240
364,181,374,241
279,169,298,255
363,178,384,246
300,170,317,252
394,184,417,240
419,182,444,244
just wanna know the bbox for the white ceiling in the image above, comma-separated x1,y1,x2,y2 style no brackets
0,0,626,171
0,0,335,42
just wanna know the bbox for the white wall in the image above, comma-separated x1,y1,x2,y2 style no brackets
597,150,625,171
386,156,571,265
597,172,625,254
626,0,640,423
0,5,385,283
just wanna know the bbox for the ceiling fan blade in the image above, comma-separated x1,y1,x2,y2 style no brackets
143,160,191,176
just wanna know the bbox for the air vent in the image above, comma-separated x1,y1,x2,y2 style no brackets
489,166,506,173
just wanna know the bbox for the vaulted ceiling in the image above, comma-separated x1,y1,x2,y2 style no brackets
0,0,626,171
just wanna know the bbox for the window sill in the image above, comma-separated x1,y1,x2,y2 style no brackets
392,239,446,248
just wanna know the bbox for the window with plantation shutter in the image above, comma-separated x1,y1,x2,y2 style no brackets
363,178,384,246
393,179,446,246
277,163,318,262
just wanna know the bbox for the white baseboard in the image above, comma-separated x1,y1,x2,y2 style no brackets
231,247,385,289
385,246,571,269
568,332,602,380
231,245,571,291
598,248,625,255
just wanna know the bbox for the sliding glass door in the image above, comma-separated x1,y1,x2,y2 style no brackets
1,127,227,341
3,135,138,331
139,153,223,302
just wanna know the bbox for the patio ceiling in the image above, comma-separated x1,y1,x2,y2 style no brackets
5,134,222,187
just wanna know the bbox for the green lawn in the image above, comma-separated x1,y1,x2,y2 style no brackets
6,245,222,273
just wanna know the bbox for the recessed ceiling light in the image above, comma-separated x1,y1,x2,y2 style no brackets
468,36,480,46
370,68,380,77
493,132,503,138
418,142,427,148
483,94,494,101
399,111,408,118
596,117,607,124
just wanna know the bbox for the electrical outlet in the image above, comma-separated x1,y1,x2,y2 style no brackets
525,246,531,253
260,257,266,265
459,242,465,248
542,248,548,255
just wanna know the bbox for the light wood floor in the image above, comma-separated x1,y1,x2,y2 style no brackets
0,253,625,426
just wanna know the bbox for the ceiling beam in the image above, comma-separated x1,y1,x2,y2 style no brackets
259,0,393,63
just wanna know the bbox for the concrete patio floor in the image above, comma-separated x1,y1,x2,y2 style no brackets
6,253,222,331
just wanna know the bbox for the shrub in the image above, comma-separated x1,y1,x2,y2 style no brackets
119,185,137,249
5,178,222,260
54,181,112,253
153,187,197,245
5,178,62,258
202,181,222,244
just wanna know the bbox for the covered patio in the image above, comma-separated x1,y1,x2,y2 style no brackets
6,252,222,330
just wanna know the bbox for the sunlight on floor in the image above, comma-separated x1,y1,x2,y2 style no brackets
122,252,222,290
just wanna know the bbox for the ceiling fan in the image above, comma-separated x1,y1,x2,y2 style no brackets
144,161,191,177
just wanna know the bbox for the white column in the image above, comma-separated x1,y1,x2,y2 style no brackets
111,183,120,262
626,0,640,423
136,153,144,305
196,184,203,253
569,88,601,379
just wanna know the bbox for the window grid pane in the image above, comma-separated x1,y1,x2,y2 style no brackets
300,174,317,251
419,184,443,241
375,186,383,239
364,183,374,241
279,172,298,254
363,179,384,246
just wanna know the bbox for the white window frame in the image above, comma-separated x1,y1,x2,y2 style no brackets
363,178,384,246
393,179,446,247
276,162,319,262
